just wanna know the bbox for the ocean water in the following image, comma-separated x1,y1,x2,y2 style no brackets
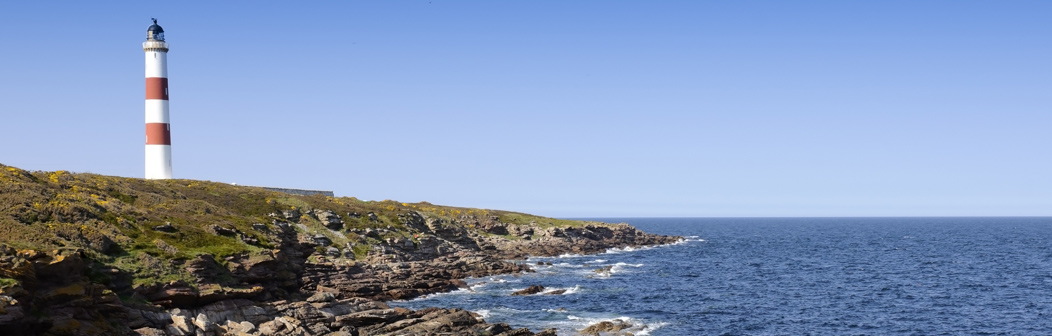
392,217,1052,335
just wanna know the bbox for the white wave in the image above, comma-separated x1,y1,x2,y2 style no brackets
393,287,473,302
473,307,526,318
553,262,585,268
685,235,699,239
590,259,608,263
472,306,529,319
634,321,669,335
604,245,657,254
557,253,585,258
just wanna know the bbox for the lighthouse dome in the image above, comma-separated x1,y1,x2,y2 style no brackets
147,19,165,41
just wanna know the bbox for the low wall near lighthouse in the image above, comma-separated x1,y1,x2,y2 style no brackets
257,187,334,197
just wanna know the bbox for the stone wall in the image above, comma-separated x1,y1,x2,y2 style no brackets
258,187,334,197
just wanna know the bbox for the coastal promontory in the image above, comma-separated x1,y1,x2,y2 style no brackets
0,164,679,335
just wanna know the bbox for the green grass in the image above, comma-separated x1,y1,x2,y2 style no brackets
352,244,371,260
0,277,18,288
493,212,592,228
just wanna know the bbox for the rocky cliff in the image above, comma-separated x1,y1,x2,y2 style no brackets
0,164,680,335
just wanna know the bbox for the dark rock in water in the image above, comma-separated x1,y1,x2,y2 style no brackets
152,222,177,232
594,265,613,274
511,285,545,296
535,328,559,336
579,319,634,336
545,289,566,295
536,261,544,265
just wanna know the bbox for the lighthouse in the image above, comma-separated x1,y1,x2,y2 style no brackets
144,19,172,179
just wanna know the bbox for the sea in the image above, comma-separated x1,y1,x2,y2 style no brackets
391,217,1052,335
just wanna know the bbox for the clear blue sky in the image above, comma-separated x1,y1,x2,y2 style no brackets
2,1,1050,217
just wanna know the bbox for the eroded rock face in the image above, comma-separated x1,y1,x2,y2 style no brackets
482,223,680,259
0,248,127,335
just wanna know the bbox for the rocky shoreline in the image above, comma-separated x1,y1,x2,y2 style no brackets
1,209,680,336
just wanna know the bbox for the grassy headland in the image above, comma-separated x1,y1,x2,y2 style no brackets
0,163,598,288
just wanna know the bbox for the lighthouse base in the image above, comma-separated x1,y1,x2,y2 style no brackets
145,145,172,179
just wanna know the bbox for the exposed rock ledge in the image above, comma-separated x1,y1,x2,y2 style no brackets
0,212,680,336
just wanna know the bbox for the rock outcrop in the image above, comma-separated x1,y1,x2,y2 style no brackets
0,214,679,335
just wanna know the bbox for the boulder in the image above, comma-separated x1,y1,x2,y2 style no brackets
282,209,301,221
152,222,177,233
325,247,341,257
153,239,179,255
206,225,237,237
314,210,344,230
313,235,333,246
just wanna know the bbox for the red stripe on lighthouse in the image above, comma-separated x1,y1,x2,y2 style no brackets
145,78,169,100
145,123,171,145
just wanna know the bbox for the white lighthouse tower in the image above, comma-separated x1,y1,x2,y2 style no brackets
144,18,172,179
